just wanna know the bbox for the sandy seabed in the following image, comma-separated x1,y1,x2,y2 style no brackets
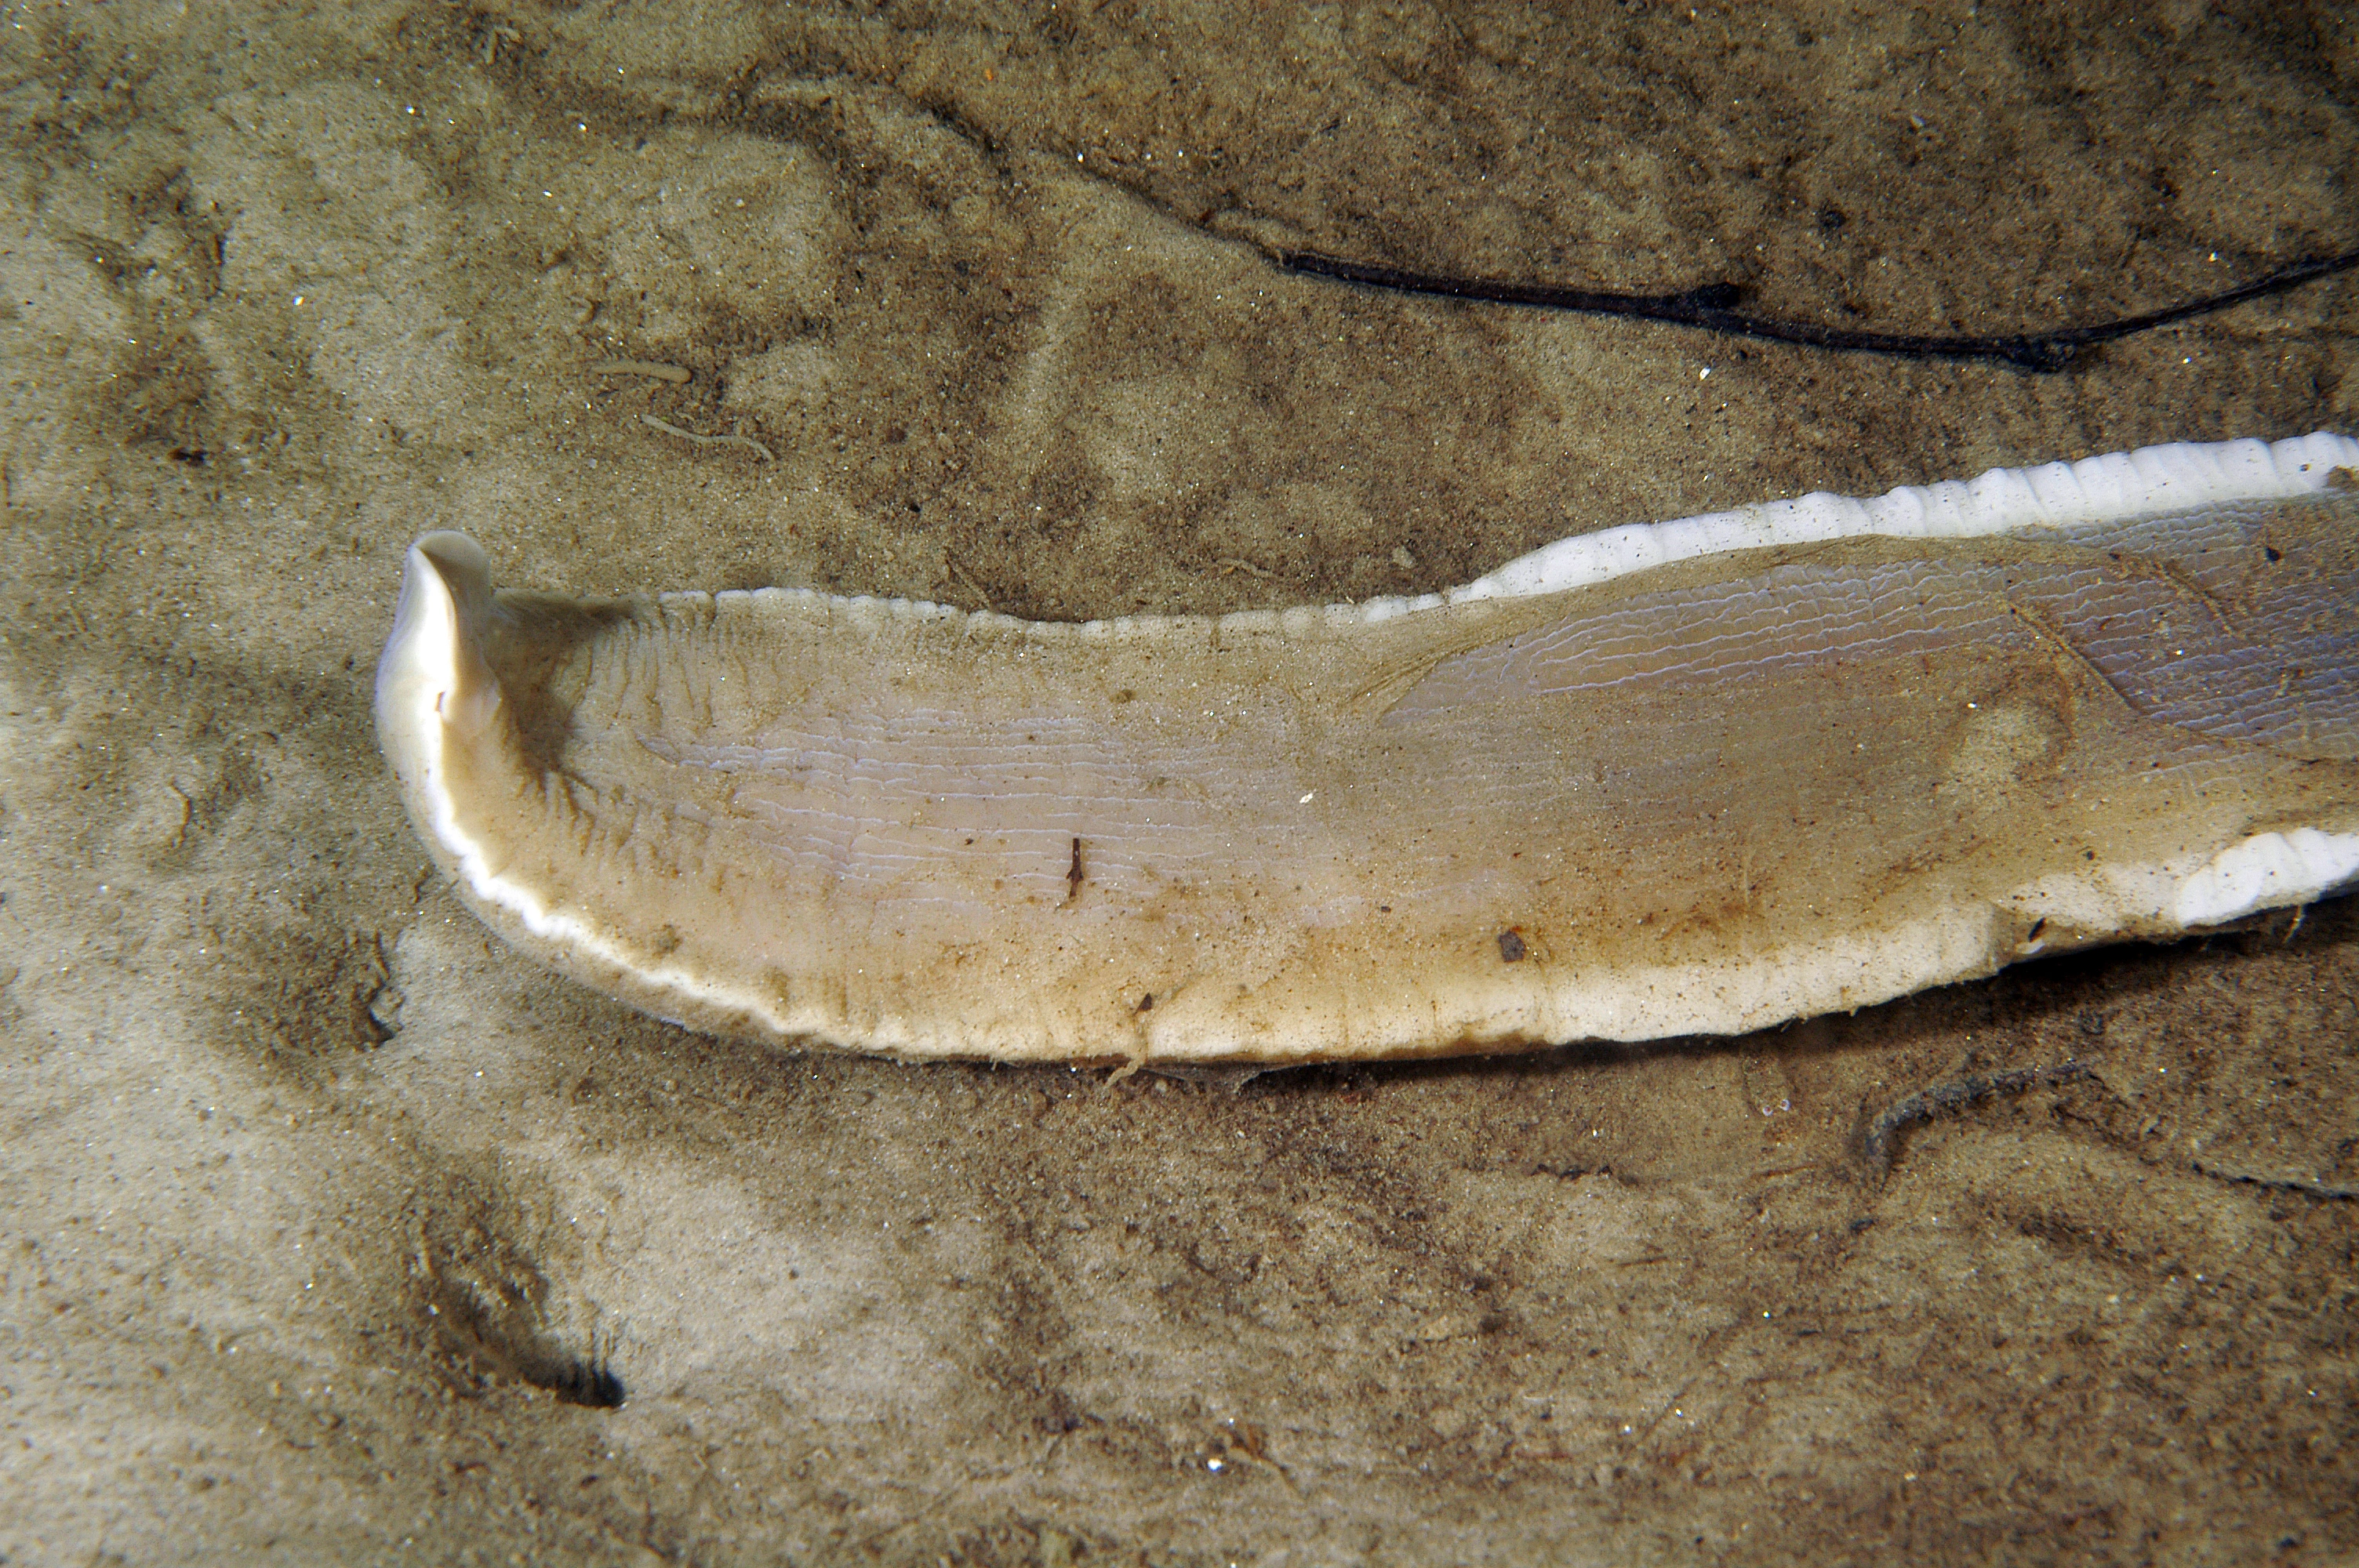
2,2,2355,1563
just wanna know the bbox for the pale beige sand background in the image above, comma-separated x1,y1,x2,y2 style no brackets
2,2,2355,1563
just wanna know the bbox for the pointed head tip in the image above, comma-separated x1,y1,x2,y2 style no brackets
378,532,504,752
414,529,490,577
409,532,496,627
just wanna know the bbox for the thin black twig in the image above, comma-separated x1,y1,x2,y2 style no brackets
2190,1159,2359,1201
1856,1061,2359,1198
1858,1059,2092,1174
1279,245,2359,372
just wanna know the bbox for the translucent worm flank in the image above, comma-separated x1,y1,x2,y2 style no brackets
376,434,2359,1064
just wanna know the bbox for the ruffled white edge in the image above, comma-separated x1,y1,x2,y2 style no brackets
678,431,2359,640
1396,428,2359,617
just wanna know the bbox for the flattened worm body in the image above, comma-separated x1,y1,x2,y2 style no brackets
376,434,2359,1063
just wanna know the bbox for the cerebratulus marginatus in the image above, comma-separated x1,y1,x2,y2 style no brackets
376,432,2359,1064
